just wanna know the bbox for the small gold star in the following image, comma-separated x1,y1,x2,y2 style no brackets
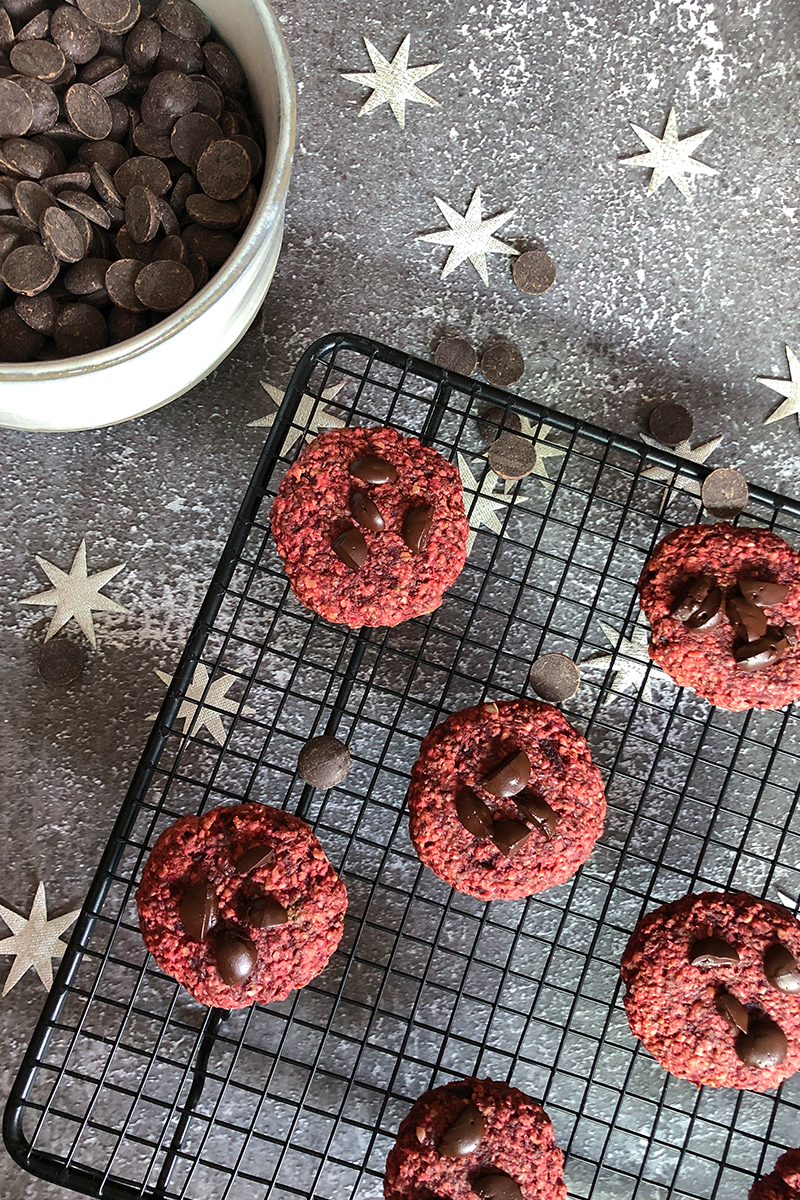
622,107,717,201
0,883,80,995
149,664,255,746
249,381,346,455
343,35,441,129
582,615,662,703
419,187,517,285
760,346,800,429
21,539,128,647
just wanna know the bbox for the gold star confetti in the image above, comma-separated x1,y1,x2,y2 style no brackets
21,539,128,647
249,381,347,455
640,431,724,500
458,453,504,554
0,883,80,995
149,663,255,746
342,35,441,129
760,346,800,429
622,107,717,201
419,187,517,285
582,615,662,704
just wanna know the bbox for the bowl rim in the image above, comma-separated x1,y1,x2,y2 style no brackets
0,0,296,383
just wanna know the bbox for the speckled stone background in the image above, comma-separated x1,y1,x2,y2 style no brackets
1,0,799,1196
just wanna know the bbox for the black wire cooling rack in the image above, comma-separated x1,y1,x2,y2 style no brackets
7,331,800,1200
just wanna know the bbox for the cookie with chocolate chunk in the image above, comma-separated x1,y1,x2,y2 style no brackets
638,522,800,710
383,1078,565,1200
621,891,800,1091
750,1148,800,1199
407,699,606,901
136,803,346,1009
270,426,468,628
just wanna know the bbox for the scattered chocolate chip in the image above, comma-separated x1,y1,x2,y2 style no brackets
297,734,351,788
349,489,385,533
1,241,58,293
215,929,257,986
701,467,749,519
247,895,288,928
648,402,694,447
195,136,250,200
332,526,368,572
403,503,433,553
512,249,556,295
727,594,767,643
434,335,477,376
476,405,522,445
689,937,740,967
514,790,559,838
133,257,193,310
439,1104,486,1158
235,845,274,873
480,342,525,388
715,990,749,1034
764,944,800,994
738,578,791,608
36,636,84,685
179,878,218,941
735,630,789,671
528,652,581,704
472,1172,524,1200
482,750,531,798
487,431,536,481
455,788,494,839
491,817,531,857
736,1017,788,1070
349,456,397,485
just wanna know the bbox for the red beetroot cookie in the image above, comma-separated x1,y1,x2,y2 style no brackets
638,522,800,710
408,699,606,901
270,426,468,628
751,1149,800,1199
136,803,347,1009
621,891,800,1091
384,1078,566,1200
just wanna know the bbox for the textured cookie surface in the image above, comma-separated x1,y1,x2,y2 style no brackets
621,891,800,1091
750,1148,800,1199
408,699,606,901
383,1078,566,1200
270,426,468,627
136,803,347,1009
638,522,800,710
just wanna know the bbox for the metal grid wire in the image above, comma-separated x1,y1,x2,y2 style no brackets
7,331,800,1200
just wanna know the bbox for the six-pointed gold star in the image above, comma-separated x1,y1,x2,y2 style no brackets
249,381,346,455
640,430,724,498
458,453,504,554
343,35,441,129
760,346,800,429
622,107,718,201
419,187,517,284
21,539,128,647
149,663,255,746
582,615,662,704
0,883,80,996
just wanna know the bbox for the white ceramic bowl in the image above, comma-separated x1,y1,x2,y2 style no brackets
0,0,295,432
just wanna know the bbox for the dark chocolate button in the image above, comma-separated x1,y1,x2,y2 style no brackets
203,41,246,97
125,18,162,73
439,1103,486,1158
15,291,57,336
332,527,368,571
715,990,749,1034
125,183,159,242
491,817,531,857
195,137,250,201
349,456,397,484
13,76,59,135
1,242,58,294
40,206,86,263
701,467,749,519
133,258,194,311
671,575,714,621
77,0,137,32
472,1172,524,1200
727,595,767,643
512,249,556,295
297,734,351,788
764,944,800,994
488,431,536,481
114,154,172,198
403,503,434,553
480,342,524,388
738,578,791,608
0,78,34,138
184,192,239,229
51,5,102,66
13,179,57,228
349,489,385,533
528,652,581,703
140,68,198,133
455,788,494,839
235,845,274,873
170,110,221,167
0,305,46,359
181,222,236,267
684,585,725,631
247,895,288,928
215,929,257,986
36,637,84,686
482,750,531,798
736,1017,788,1070
53,301,107,354
64,256,111,296
514,791,559,839
434,335,477,376
689,937,740,966
179,879,218,941
477,405,522,444
648,402,694,447
156,0,211,43
65,82,113,139
734,630,789,671
106,257,146,310
9,40,65,84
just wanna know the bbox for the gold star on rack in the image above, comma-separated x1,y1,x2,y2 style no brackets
343,35,441,129
582,615,661,704
21,539,128,647
760,346,800,429
149,664,255,746
640,431,723,499
0,883,80,995
458,453,504,554
622,107,717,201
419,187,517,285
249,381,346,455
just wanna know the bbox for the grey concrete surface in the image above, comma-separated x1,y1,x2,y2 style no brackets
1,0,799,1195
